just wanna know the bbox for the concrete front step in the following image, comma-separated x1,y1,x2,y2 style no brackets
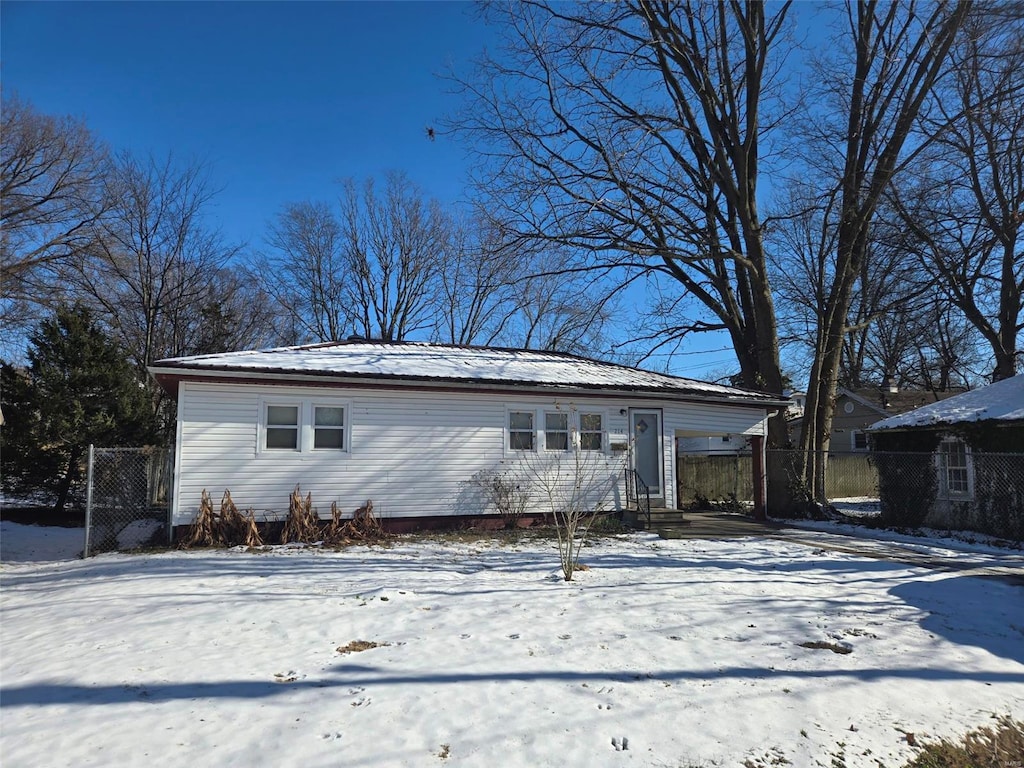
623,509,690,530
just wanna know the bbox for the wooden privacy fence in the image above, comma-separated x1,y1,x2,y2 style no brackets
677,451,880,505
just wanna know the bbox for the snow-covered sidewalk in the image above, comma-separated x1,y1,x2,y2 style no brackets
2,524,1022,767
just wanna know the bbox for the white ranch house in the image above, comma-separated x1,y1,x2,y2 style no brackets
150,341,788,533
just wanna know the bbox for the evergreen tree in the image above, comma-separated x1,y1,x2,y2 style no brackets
0,305,158,512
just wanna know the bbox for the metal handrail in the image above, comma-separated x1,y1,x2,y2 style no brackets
625,468,651,529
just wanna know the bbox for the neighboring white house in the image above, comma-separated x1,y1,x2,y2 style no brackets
149,341,788,533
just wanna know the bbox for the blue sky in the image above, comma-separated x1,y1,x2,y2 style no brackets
3,1,484,243
3,0,763,379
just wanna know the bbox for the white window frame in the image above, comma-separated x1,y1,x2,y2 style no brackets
505,406,609,456
262,401,301,452
507,409,536,452
936,438,973,499
851,430,868,452
579,411,605,452
544,410,570,452
312,403,348,452
258,396,351,455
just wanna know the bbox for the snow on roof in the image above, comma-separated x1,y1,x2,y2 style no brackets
151,341,783,405
870,375,1024,430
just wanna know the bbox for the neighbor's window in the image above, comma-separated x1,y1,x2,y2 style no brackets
939,439,971,497
852,431,868,451
509,411,535,450
580,413,603,451
265,405,299,450
545,412,569,450
313,405,346,450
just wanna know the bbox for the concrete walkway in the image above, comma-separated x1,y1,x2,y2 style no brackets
657,511,1024,585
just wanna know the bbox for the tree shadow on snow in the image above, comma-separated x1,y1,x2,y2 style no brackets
4,659,1023,708
889,574,1024,664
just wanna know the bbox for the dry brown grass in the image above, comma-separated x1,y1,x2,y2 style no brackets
336,640,389,654
798,640,852,655
903,716,1024,767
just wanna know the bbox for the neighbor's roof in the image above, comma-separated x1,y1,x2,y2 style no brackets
150,341,787,407
870,375,1024,430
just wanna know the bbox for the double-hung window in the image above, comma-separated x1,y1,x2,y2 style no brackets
938,439,972,498
313,406,346,450
509,411,535,451
262,399,349,453
265,405,300,450
545,412,569,451
580,413,603,451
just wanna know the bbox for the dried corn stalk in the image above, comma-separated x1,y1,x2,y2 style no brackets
281,486,320,543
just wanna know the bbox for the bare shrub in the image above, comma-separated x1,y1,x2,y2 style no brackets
519,405,624,581
470,467,531,528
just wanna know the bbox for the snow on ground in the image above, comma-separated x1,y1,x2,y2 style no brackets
1,525,1022,768
790,498,1024,560
0,521,83,562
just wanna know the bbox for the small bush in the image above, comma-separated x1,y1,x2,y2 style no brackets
470,468,531,529
903,716,1024,767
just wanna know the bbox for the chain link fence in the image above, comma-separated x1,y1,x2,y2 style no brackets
680,449,1022,540
84,446,173,557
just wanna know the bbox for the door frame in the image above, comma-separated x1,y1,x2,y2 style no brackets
628,407,664,501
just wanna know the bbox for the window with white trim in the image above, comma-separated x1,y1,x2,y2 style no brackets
851,430,868,451
580,412,603,451
313,405,346,450
938,439,972,498
265,404,300,450
545,411,569,451
509,411,535,451
260,398,350,454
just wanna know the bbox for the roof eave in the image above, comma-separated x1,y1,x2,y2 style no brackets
148,365,789,410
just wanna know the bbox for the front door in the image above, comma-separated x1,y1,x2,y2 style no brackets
630,409,664,499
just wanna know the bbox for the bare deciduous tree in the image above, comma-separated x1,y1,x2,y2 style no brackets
1,95,108,332
796,0,970,498
890,10,1024,381
259,200,348,343
72,153,248,425
338,172,447,341
452,0,795,507
260,172,450,344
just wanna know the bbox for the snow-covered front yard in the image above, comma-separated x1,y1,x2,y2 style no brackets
1,523,1022,767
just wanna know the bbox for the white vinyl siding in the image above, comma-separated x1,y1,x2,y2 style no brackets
171,382,772,526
